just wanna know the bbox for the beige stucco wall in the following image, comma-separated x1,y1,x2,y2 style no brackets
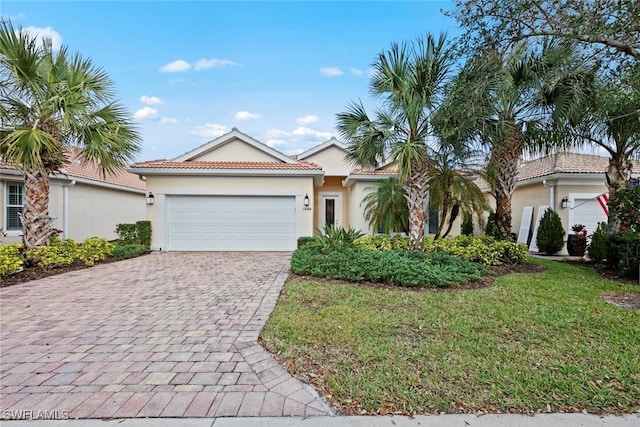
1,176,145,244
144,174,315,250
511,182,553,240
303,146,352,175
314,176,349,230
194,138,278,162
347,182,378,234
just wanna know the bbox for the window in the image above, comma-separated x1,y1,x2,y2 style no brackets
5,183,24,231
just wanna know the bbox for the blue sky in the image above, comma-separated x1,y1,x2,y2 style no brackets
1,1,460,161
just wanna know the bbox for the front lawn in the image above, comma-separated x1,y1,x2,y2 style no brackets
261,259,640,415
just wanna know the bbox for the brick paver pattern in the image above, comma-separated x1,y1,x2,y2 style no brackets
0,253,330,418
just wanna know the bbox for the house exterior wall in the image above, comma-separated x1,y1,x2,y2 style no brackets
143,175,315,251
194,139,277,162
511,182,553,241
347,182,378,234
303,146,353,176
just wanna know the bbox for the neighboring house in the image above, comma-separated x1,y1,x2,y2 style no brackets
478,153,640,254
129,128,456,252
1,153,146,244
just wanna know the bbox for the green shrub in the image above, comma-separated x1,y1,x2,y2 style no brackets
536,208,565,255
461,213,474,236
605,232,640,280
353,235,409,251
311,225,364,254
27,237,79,268
0,244,24,276
291,245,485,288
136,221,152,248
77,237,114,266
424,235,529,265
111,244,149,260
588,222,608,263
297,236,316,248
115,221,152,248
484,212,497,237
609,179,640,232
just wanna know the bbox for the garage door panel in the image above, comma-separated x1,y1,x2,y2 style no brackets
167,195,295,251
573,199,607,236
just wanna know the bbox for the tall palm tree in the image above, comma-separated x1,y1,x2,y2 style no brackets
435,40,594,239
361,177,409,234
337,33,454,250
0,21,141,249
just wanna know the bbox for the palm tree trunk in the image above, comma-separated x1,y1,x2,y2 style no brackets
441,204,460,239
22,169,57,249
606,153,633,233
492,123,523,240
405,159,429,251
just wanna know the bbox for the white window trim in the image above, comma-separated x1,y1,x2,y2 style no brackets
4,181,24,236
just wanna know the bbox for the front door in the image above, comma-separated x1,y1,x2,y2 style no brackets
318,192,342,229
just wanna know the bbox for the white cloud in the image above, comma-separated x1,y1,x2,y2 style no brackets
292,127,333,140
194,58,239,71
350,67,364,76
160,117,177,124
266,139,286,148
190,123,229,138
287,148,305,156
265,129,291,139
139,95,165,106
160,60,192,73
133,106,159,120
234,111,261,121
296,115,318,126
319,66,343,77
20,26,62,51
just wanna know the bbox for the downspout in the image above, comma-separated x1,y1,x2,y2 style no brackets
62,180,76,239
543,179,555,210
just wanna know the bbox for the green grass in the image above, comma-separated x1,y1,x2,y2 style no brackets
260,259,640,415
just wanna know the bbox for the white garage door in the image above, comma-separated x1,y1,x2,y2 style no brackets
166,195,296,251
573,198,607,236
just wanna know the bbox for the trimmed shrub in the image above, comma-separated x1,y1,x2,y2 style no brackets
77,237,114,266
0,244,24,276
111,244,149,260
354,235,409,251
536,208,565,255
588,222,608,263
136,221,152,248
605,232,640,280
27,237,79,268
291,245,485,288
115,221,152,248
424,235,529,265
297,236,316,248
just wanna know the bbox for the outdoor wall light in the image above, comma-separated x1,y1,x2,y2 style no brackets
146,192,155,205
561,196,569,209
304,194,310,207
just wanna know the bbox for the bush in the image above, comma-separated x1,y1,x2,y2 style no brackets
311,225,364,254
609,179,640,232
27,237,79,268
605,232,640,280
297,236,316,248
461,213,474,236
536,208,565,255
353,235,409,251
588,222,608,263
115,221,152,248
291,245,486,288
484,212,497,237
77,237,114,266
424,235,529,265
111,244,149,260
0,244,23,276
136,221,152,248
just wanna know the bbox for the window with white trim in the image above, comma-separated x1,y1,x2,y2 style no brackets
5,183,24,231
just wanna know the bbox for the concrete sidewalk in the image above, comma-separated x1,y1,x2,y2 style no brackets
2,414,639,427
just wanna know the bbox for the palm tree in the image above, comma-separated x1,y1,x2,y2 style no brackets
361,177,409,234
0,20,141,249
337,33,454,250
434,40,593,239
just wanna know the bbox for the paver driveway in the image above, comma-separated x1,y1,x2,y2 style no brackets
0,253,330,419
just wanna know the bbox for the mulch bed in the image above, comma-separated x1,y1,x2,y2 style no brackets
1,258,119,288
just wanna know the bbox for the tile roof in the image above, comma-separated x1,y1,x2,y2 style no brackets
130,160,322,170
350,168,399,176
517,153,639,181
0,152,145,191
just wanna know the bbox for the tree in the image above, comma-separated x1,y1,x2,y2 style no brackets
434,40,593,239
448,0,640,62
361,177,409,234
536,208,565,255
337,33,454,250
0,21,140,249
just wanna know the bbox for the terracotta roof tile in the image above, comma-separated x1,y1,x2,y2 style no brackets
517,153,639,181
0,152,145,191
130,160,321,170
350,168,398,176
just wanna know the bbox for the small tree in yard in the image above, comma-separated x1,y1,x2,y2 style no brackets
536,208,565,255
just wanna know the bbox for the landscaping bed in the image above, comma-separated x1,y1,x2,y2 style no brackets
261,259,640,416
